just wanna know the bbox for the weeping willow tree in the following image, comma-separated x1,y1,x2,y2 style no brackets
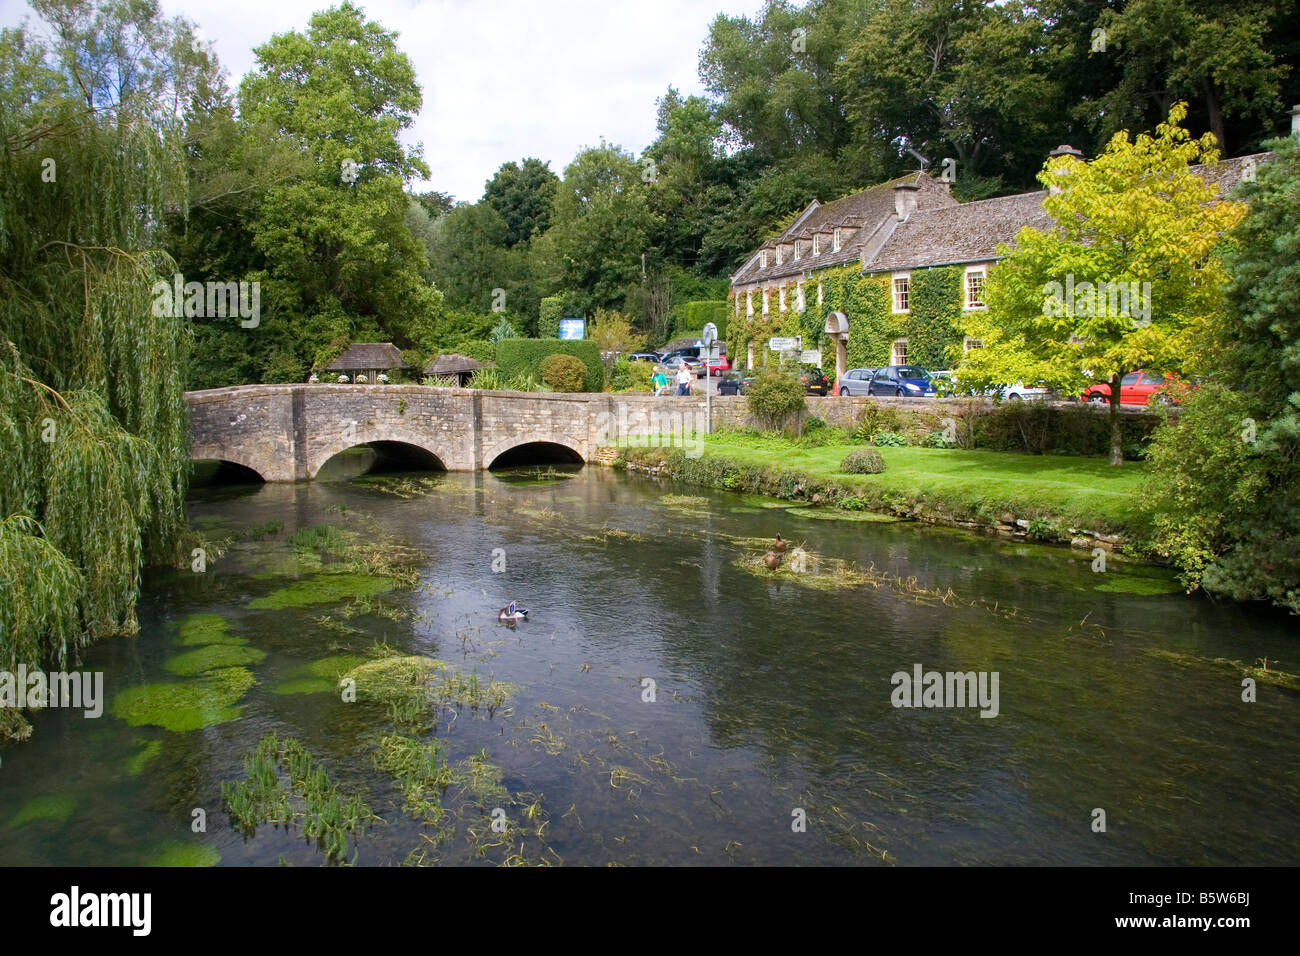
0,3,205,738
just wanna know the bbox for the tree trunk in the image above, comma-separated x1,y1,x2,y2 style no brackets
1108,373,1124,466
1204,77,1227,154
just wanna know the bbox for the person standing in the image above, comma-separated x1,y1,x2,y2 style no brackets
676,363,692,396
651,365,668,397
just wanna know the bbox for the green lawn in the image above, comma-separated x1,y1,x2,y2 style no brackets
696,433,1150,532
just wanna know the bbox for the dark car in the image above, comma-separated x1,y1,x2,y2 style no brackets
837,367,877,396
717,370,753,395
867,365,936,397
799,365,829,396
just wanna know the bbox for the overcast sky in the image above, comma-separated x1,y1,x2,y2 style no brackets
1,0,757,202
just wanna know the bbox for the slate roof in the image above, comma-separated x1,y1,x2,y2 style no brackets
424,353,482,376
863,190,1053,273
730,172,958,286
326,342,406,372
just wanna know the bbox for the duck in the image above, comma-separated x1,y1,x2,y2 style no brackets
763,551,782,570
772,534,789,554
498,602,528,623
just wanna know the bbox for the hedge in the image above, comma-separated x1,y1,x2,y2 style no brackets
496,338,603,392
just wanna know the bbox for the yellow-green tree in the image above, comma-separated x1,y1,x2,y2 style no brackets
959,104,1245,464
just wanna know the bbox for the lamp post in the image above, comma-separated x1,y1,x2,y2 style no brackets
702,322,717,437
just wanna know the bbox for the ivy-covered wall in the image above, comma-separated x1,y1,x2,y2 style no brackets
906,266,964,370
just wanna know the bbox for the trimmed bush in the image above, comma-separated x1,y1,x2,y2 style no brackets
745,371,806,430
841,448,886,474
918,430,957,449
539,353,587,392
496,338,603,392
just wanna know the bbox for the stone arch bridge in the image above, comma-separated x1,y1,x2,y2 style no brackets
186,384,722,481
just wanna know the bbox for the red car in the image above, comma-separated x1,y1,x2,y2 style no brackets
1081,370,1184,406
702,355,731,377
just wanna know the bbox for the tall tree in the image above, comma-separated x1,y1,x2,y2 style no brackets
957,104,1245,465
236,2,443,376
482,158,559,247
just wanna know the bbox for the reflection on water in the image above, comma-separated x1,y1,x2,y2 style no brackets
1,467,1297,866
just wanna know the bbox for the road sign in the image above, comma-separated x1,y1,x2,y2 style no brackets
702,322,717,347
769,336,800,351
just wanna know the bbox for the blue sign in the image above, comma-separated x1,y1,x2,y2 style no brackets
558,317,585,340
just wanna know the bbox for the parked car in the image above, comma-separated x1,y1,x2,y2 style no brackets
717,371,754,395
1081,370,1182,406
702,354,731,376
837,368,878,396
627,351,661,363
799,365,829,396
659,354,702,375
996,381,1053,401
867,365,937,397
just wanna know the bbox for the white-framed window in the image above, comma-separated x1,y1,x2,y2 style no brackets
833,227,842,253
891,339,908,365
813,234,820,256
793,241,801,261
892,274,910,313
965,267,987,310
963,337,984,351
817,281,824,306
760,251,767,269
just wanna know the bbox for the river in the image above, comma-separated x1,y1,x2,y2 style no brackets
1,460,1296,866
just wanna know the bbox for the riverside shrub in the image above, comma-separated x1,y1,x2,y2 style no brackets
841,448,886,474
745,371,805,429
539,353,587,392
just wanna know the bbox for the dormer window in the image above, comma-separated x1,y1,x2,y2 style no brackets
794,241,800,261
760,251,767,269
833,228,841,253
776,246,783,266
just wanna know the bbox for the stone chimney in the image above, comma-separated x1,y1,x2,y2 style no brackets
1047,145,1084,195
1290,104,1300,137
893,182,920,220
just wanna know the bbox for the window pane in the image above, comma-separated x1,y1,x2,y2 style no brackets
1121,373,1139,385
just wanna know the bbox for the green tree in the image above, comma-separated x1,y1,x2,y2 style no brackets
958,104,1245,465
1,1,196,716
236,2,443,370
482,158,559,247
1143,135,1300,611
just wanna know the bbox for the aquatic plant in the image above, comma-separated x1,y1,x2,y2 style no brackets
111,667,257,732
290,524,353,557
248,572,396,609
222,733,378,865
6,793,76,829
145,841,220,867
176,613,247,647
126,739,163,776
164,644,266,677
272,655,367,695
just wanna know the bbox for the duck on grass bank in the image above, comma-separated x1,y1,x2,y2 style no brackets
772,534,788,554
498,601,528,623
763,551,782,570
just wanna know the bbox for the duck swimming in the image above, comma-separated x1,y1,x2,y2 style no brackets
498,601,528,623
772,534,788,554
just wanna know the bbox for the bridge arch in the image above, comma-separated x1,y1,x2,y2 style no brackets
309,435,448,479
482,435,587,469
188,447,268,482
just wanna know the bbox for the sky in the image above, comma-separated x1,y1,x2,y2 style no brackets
0,0,757,202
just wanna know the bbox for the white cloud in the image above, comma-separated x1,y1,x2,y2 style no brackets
1,0,756,202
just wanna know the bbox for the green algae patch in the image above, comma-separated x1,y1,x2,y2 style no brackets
659,495,710,513
111,667,257,732
7,794,76,829
735,494,794,510
146,840,220,867
273,655,368,696
126,739,163,776
1146,649,1300,691
177,613,247,647
1094,569,1183,596
343,656,450,706
248,572,395,609
165,644,266,677
786,506,899,523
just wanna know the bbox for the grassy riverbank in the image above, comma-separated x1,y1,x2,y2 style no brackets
617,431,1152,548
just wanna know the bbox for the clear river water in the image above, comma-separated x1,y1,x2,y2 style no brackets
1,459,1297,866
